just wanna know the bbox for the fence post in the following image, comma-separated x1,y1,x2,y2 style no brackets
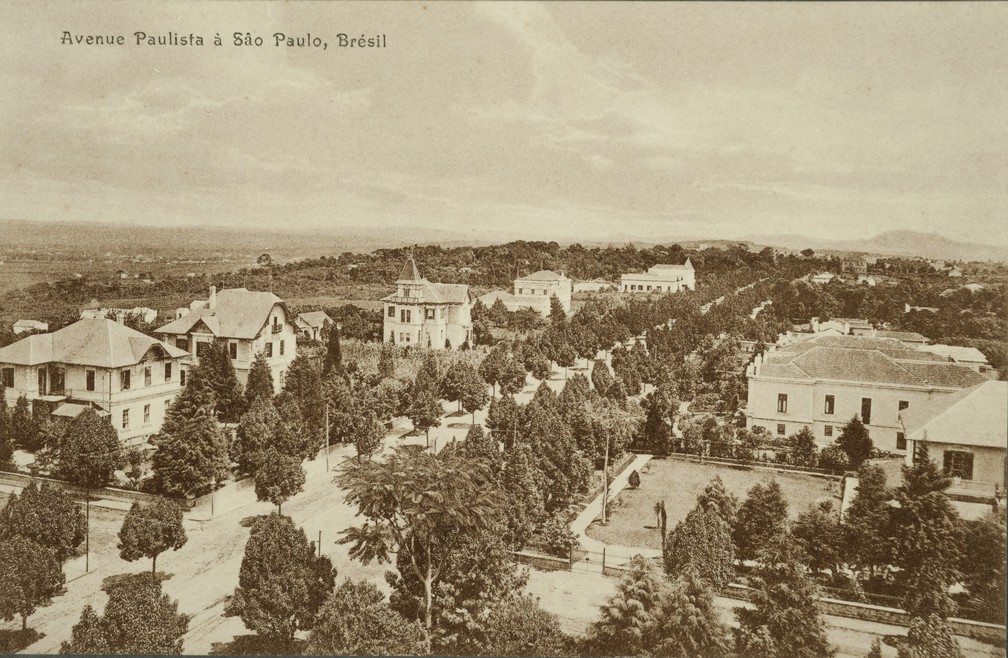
568,545,573,571
602,547,606,575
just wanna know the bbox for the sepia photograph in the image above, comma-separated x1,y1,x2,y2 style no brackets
0,2,1005,656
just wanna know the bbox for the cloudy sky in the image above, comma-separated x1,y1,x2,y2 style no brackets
2,2,1006,244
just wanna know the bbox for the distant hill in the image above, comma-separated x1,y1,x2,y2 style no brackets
742,230,1008,262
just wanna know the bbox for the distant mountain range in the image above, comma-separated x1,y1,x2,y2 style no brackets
741,230,1008,262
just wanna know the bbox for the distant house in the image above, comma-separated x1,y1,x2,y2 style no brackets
621,259,696,293
963,283,985,293
905,303,939,314
947,267,964,278
295,310,333,341
80,307,158,325
382,257,473,349
0,318,189,446
929,259,947,271
810,272,835,285
919,344,991,373
479,270,572,318
857,275,877,287
156,287,298,390
12,320,48,335
841,258,868,275
900,380,1006,496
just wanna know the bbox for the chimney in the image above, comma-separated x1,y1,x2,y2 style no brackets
209,286,217,310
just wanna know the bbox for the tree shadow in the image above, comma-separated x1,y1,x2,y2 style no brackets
0,628,42,653
239,514,272,528
101,571,173,592
209,634,306,656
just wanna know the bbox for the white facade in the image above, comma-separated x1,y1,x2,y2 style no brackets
382,257,472,349
745,334,987,451
621,260,696,293
157,287,298,391
0,319,187,446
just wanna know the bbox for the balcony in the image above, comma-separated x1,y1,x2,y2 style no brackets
271,324,283,334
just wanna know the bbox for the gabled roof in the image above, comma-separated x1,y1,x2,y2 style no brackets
0,319,187,368
517,270,567,282
900,381,1007,448
479,290,518,306
156,288,289,339
297,311,332,328
874,330,928,343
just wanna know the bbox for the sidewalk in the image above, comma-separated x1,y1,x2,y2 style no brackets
571,453,659,564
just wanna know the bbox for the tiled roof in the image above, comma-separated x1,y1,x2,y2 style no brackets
297,311,332,328
517,270,566,282
156,288,288,340
875,330,928,343
0,318,187,368
758,334,985,389
901,381,1007,448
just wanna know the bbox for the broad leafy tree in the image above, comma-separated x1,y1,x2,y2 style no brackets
350,410,385,461
306,578,426,656
226,514,335,644
254,449,305,515
958,509,1006,623
117,499,188,575
787,427,819,468
57,407,121,490
406,388,442,445
0,536,64,631
60,579,189,655
460,368,489,425
440,361,472,412
696,476,739,529
10,394,37,451
338,445,502,640
476,594,569,657
0,480,85,563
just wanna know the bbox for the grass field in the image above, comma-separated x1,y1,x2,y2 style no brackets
586,457,841,550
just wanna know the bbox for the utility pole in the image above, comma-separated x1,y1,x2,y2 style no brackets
601,436,610,525
325,403,330,472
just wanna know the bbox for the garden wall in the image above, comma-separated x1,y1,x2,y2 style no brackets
721,583,1006,645
0,471,166,508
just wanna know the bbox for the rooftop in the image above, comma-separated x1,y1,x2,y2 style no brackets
900,380,1007,448
297,310,332,328
0,318,187,368
516,270,567,282
757,334,985,389
157,288,289,340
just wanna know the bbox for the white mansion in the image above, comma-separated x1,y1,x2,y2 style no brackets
382,257,473,349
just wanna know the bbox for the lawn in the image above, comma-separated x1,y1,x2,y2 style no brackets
586,457,841,550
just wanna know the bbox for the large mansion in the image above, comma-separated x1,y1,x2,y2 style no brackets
382,257,473,349
621,259,695,294
156,287,298,391
0,318,189,445
744,334,987,452
478,270,572,319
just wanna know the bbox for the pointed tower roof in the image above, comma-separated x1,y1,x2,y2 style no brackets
397,256,422,282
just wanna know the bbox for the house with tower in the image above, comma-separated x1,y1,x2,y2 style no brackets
382,256,473,349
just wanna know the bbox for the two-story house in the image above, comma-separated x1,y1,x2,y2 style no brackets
621,259,696,293
156,287,298,391
478,270,573,319
382,257,472,349
745,334,986,451
0,318,189,446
